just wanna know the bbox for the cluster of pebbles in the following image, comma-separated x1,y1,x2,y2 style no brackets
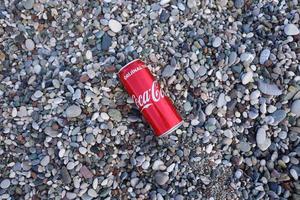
0,0,299,199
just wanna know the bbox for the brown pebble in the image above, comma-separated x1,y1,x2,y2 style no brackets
17,135,25,144
80,165,93,179
105,66,116,73
293,33,300,42
51,122,59,130
264,60,273,67
0,51,5,61
80,74,89,82
97,151,104,159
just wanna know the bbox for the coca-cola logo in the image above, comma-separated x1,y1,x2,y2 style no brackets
132,81,165,111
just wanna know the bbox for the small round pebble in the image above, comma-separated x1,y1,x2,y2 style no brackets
88,189,98,197
212,37,221,48
155,172,169,185
284,24,300,36
85,50,93,60
109,19,122,33
0,179,11,189
291,100,300,117
25,39,35,51
65,105,82,118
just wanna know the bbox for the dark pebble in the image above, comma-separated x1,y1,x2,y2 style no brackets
268,182,279,192
102,33,112,51
159,10,170,23
61,166,72,184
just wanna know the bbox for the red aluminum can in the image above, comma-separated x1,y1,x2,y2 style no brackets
118,59,183,137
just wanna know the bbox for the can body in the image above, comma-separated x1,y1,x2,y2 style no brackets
118,59,183,137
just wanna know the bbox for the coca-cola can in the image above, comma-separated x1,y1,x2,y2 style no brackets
118,59,183,137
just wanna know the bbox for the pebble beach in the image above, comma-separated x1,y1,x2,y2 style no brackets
0,0,300,199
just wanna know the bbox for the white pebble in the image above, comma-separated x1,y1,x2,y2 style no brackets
25,39,35,51
142,161,150,170
0,179,11,189
152,160,165,171
109,19,122,33
284,24,300,36
40,155,50,166
93,178,98,190
290,169,298,180
206,144,213,154
33,90,43,99
191,118,200,126
212,37,221,48
224,129,233,138
235,170,243,179
242,71,253,85
33,64,42,74
79,147,87,154
67,162,75,170
160,0,170,5
291,100,300,117
167,163,176,172
11,108,17,117
59,148,65,158
88,189,98,198
85,50,93,60
101,112,110,120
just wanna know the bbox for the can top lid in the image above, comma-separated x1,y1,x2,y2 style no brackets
118,59,141,74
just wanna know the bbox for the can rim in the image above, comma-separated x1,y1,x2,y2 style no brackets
118,59,141,74
158,120,183,138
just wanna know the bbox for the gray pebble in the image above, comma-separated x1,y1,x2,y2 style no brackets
186,68,195,79
162,65,175,77
88,189,98,198
108,109,122,122
258,80,282,96
187,0,197,8
160,10,170,23
66,192,77,200
0,179,11,189
183,101,193,112
198,66,207,76
234,0,244,8
142,160,150,170
155,172,169,185
259,49,271,64
271,110,286,124
23,0,34,10
291,100,300,117
33,90,43,99
212,37,222,48
65,105,82,118
85,134,95,144
239,141,251,152
45,127,59,137
256,128,271,151
102,33,112,51
41,155,50,166
61,167,72,184
284,24,300,36
175,195,184,200
228,52,237,66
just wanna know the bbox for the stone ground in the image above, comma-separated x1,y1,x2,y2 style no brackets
0,0,300,199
